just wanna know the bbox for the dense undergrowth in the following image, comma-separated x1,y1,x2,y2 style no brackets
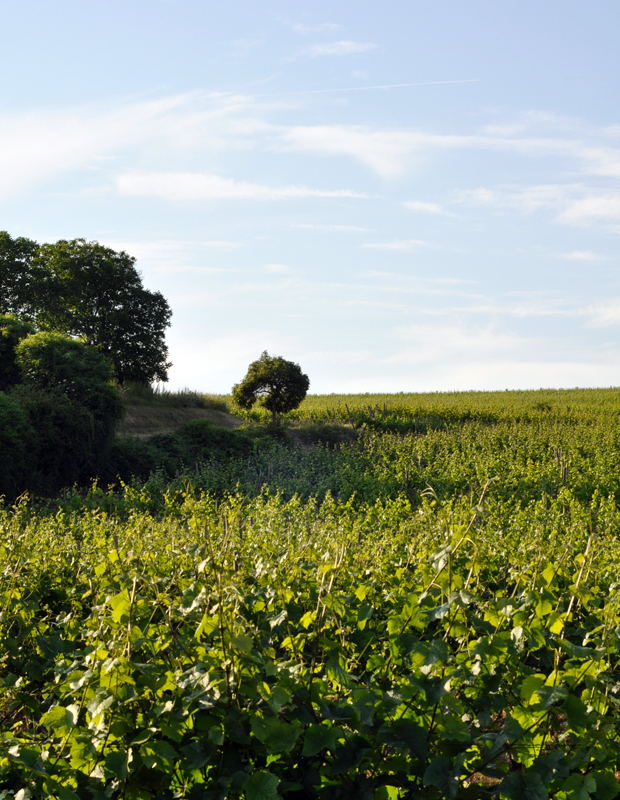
3,389,620,798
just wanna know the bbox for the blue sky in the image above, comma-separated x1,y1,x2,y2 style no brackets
2,1,620,393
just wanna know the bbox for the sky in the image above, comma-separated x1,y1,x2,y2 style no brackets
2,1,620,394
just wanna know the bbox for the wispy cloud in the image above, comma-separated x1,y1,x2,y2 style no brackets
559,193,620,225
295,223,371,232
298,40,377,58
103,239,241,273
587,299,620,327
117,172,368,200
363,239,429,251
404,200,453,216
559,250,602,261
456,184,620,227
264,263,292,273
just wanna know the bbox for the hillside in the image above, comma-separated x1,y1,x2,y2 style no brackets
116,388,242,438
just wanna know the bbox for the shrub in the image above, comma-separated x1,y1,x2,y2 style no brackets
16,331,123,446
9,385,99,496
0,392,34,498
0,314,35,391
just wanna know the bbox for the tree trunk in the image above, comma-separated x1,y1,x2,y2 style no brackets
271,407,277,431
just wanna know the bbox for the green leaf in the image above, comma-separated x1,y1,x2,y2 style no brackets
109,590,131,623
556,638,604,660
534,684,568,709
504,713,525,741
326,651,352,687
330,735,371,775
54,790,80,800
423,755,459,800
531,751,569,784
562,695,590,731
231,633,253,653
441,715,471,742
560,773,598,800
250,715,302,754
269,609,288,629
520,674,546,704
41,704,78,737
591,772,620,800
541,564,556,585
302,724,341,757
180,741,211,770
195,613,218,640
499,771,548,800
139,740,178,770
244,770,280,800
105,749,130,780
378,719,427,759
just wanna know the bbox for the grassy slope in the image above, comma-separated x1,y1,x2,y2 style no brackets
116,387,242,437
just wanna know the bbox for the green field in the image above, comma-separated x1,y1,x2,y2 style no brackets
3,389,620,799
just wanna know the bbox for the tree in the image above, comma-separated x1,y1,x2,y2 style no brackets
0,231,43,320
232,351,310,429
0,314,35,391
16,331,124,442
34,238,172,384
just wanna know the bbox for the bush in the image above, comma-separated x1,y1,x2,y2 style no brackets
0,314,35,391
101,420,255,484
16,331,123,447
0,392,34,498
9,385,100,496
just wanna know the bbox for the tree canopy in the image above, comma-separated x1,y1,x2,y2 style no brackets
0,232,173,384
232,351,310,428
0,231,42,321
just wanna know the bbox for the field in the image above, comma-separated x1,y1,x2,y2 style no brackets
3,389,620,799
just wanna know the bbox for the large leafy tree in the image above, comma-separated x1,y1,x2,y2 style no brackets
0,231,43,320
34,239,172,384
0,314,35,391
232,351,310,429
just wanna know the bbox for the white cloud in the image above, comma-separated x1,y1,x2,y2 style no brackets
559,194,620,224
456,184,620,228
299,40,377,58
587,299,620,327
117,171,367,200
280,124,437,176
455,184,570,212
0,92,279,198
264,263,291,273
103,239,240,274
363,239,429,251
559,251,601,261
295,223,371,232
404,200,452,215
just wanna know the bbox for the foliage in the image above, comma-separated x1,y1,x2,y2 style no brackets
16,330,123,435
8,385,105,496
0,392,34,497
0,314,35,391
4,389,620,795
0,332,124,498
103,420,255,484
0,231,41,320
233,352,310,428
2,486,620,797
34,238,172,384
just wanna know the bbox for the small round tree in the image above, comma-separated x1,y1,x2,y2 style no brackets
232,351,310,429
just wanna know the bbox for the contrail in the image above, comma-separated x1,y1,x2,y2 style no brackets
255,79,479,98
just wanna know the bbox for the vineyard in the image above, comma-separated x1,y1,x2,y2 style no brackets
3,389,620,799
